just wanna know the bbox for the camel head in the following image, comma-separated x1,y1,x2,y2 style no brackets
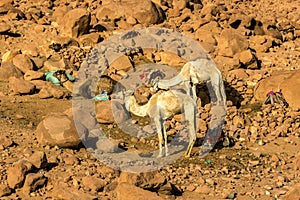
123,89,134,111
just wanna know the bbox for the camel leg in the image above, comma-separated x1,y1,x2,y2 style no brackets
154,117,164,158
162,121,169,156
191,85,197,102
183,100,197,158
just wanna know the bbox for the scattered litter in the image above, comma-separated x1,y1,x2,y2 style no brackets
205,159,212,163
45,70,75,86
93,90,109,101
263,90,288,106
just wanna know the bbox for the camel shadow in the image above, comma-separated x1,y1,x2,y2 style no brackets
196,80,244,108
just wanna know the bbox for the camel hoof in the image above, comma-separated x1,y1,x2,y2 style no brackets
157,154,163,158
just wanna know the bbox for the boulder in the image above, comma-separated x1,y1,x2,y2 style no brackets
60,8,91,38
9,77,36,95
214,55,240,73
24,70,44,81
216,29,249,58
118,171,166,190
22,173,47,194
194,28,217,45
12,54,34,73
234,50,258,69
110,55,133,71
0,184,11,197
116,182,163,200
7,160,33,189
27,151,48,169
81,176,106,191
280,69,300,109
96,0,165,25
35,112,81,148
0,62,23,80
96,99,129,124
254,70,300,108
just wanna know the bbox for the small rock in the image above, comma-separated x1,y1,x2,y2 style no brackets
0,22,10,33
12,54,34,73
22,173,47,194
27,151,48,169
194,185,211,194
0,136,13,148
7,160,33,189
116,182,163,200
81,176,106,191
35,112,81,148
24,70,44,81
0,62,23,81
9,77,35,95
60,8,90,38
0,184,11,197
96,99,129,124
51,183,96,199
118,171,166,190
110,55,133,71
217,28,249,58
235,50,258,69
294,153,300,170
284,184,300,200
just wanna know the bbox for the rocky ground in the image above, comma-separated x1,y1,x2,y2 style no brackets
0,0,300,199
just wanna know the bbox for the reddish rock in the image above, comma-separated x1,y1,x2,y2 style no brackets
51,183,97,200
284,184,300,200
0,62,23,80
24,70,44,81
81,176,106,191
9,77,36,94
195,29,217,45
0,184,11,197
110,55,133,71
0,22,10,33
294,153,300,170
0,135,13,148
118,171,166,190
7,160,33,189
12,54,34,73
27,151,48,169
35,112,81,148
116,182,163,200
22,173,47,194
235,50,258,69
96,99,129,124
60,8,91,38
254,70,300,108
96,0,165,25
217,29,249,58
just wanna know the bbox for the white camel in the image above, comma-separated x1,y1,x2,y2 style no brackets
156,58,227,106
120,89,197,158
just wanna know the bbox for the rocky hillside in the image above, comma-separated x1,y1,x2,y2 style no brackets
0,0,299,199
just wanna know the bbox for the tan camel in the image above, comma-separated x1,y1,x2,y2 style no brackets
156,58,227,106
121,89,197,158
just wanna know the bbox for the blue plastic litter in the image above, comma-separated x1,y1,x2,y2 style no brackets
44,70,75,86
93,90,109,101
